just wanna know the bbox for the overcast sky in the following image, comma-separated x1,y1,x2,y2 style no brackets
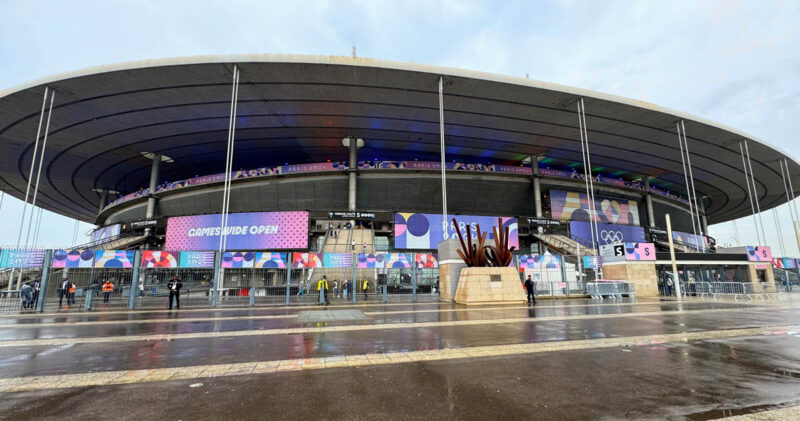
1,0,799,254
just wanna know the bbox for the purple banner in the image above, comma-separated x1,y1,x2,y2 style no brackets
569,221,645,245
165,211,308,251
0,250,45,268
394,213,518,250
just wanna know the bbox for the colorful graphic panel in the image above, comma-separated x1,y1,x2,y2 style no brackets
0,250,45,268
787,258,800,269
52,249,94,268
569,221,646,245
141,251,179,268
624,243,656,261
179,251,216,268
394,213,518,250
672,231,710,250
91,224,121,242
165,211,309,250
384,253,412,268
358,253,386,268
94,250,134,268
254,252,287,269
322,253,352,268
221,251,256,268
550,190,640,225
415,253,439,268
582,256,598,269
747,246,772,262
292,253,322,268
517,254,562,269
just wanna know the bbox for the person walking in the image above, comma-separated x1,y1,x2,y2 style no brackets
351,239,356,251
138,282,144,297
317,275,329,305
333,280,339,298
362,278,369,300
32,278,41,308
297,280,305,297
20,282,33,309
57,278,70,307
362,242,367,254
102,279,114,303
342,279,348,300
524,275,536,305
167,275,183,309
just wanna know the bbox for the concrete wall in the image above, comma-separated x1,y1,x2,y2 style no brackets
602,262,659,298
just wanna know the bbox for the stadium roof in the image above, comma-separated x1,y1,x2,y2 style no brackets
0,54,797,224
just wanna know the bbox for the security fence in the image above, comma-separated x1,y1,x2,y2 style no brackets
0,249,444,314
515,253,599,297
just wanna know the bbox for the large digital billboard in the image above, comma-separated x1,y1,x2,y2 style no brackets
550,190,640,225
672,231,709,250
0,250,45,268
92,224,121,242
165,211,308,250
394,213,518,250
569,221,645,246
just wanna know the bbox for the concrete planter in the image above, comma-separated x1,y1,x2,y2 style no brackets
454,267,526,305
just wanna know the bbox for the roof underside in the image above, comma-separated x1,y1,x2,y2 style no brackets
0,54,797,224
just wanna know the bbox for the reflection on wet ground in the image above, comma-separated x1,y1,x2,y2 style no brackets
1,297,799,420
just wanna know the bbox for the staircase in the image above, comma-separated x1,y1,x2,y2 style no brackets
534,233,596,256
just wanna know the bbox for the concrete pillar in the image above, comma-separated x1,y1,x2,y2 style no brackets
531,156,542,218
698,199,708,235
645,178,656,228
145,154,161,219
348,140,358,211
98,190,108,214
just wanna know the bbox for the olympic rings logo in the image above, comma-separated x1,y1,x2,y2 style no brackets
600,230,623,244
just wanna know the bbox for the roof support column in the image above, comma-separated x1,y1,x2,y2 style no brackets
779,158,800,256
678,121,704,239
439,76,448,241
577,99,602,278
739,140,767,245
98,190,109,214
145,154,161,220
531,155,542,218
348,137,358,211
645,178,656,228
676,122,699,248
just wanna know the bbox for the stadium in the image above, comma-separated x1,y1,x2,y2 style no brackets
0,54,797,311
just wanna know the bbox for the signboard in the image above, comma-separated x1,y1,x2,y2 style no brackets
127,220,158,229
518,254,561,269
416,253,439,268
550,190,640,225
649,228,668,236
92,224,121,242
569,221,645,245
52,249,94,268
292,253,322,268
179,251,215,268
141,251,178,268
358,253,386,268
326,211,377,220
165,211,309,250
0,250,45,268
524,217,561,227
322,253,353,268
672,231,709,250
582,256,598,269
746,246,772,262
624,243,655,261
254,252,287,269
384,253,412,268
221,251,255,268
94,250,135,268
394,213,518,250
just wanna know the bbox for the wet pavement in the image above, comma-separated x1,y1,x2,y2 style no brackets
1,297,800,419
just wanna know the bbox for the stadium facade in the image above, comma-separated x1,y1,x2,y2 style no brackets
0,54,798,310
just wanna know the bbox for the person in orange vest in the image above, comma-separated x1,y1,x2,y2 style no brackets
68,281,76,306
102,279,114,303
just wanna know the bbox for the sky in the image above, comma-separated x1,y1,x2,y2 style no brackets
0,0,799,253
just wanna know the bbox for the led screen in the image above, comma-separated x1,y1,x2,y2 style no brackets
550,190,640,225
165,211,308,250
394,213,518,250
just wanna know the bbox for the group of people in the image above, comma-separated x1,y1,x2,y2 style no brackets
57,279,77,307
314,276,370,305
18,280,41,309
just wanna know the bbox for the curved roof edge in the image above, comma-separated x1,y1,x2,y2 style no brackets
2,53,796,168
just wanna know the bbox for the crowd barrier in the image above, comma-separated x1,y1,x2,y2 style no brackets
586,281,636,300
680,281,772,301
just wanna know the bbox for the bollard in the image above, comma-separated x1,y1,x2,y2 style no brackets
36,250,53,313
249,287,255,306
84,289,93,311
128,250,141,310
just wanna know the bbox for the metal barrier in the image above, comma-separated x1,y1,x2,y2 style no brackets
681,281,771,301
587,282,636,300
